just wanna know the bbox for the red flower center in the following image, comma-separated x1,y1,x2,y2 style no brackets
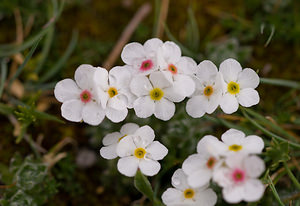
206,157,216,169
140,59,153,71
80,90,92,103
168,64,178,74
232,168,246,183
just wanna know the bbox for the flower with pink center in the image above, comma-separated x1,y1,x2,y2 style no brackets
54,64,105,125
157,41,197,101
121,38,163,75
182,135,224,188
213,155,266,203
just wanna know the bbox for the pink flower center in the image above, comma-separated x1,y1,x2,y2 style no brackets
80,90,92,103
168,64,178,74
140,59,153,71
232,168,246,183
206,156,216,169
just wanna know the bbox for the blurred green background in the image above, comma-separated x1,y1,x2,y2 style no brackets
0,0,300,205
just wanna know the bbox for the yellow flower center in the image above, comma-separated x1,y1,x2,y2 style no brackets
227,81,240,95
118,134,127,142
149,88,164,101
134,148,146,159
183,188,195,199
228,144,243,152
204,85,214,97
168,64,178,74
108,87,118,98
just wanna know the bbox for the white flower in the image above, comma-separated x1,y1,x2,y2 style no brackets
116,125,168,177
130,71,182,121
54,64,105,125
182,135,224,188
161,169,217,206
186,60,223,118
94,65,133,122
213,155,265,203
121,38,163,75
99,123,139,159
157,41,196,100
209,129,264,156
219,58,260,114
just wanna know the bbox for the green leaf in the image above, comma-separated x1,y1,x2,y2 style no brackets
0,58,8,98
186,7,200,52
0,102,14,115
265,139,290,170
33,110,65,124
134,170,154,202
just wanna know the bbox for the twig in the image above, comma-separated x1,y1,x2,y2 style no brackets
24,15,35,38
14,8,23,45
102,3,151,70
155,0,169,38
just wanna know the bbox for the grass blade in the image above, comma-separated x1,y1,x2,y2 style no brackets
260,78,300,89
8,38,41,88
0,58,8,98
267,175,285,206
39,30,78,83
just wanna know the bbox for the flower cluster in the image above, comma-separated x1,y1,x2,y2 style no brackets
54,38,260,125
100,123,168,177
170,128,266,204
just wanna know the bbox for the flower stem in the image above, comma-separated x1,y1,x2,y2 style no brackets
283,161,300,190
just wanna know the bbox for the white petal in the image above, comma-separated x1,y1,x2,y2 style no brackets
102,132,122,146
161,41,181,63
100,144,117,159
206,93,221,114
130,76,152,96
223,185,244,204
61,100,83,122
221,129,245,145
144,38,163,53
182,154,207,175
54,79,80,102
109,66,132,89
219,58,242,83
194,188,217,206
173,74,195,97
171,169,189,190
117,156,139,177
163,84,186,103
95,87,109,109
133,96,155,118
197,135,221,153
149,71,172,89
162,188,184,205
243,135,264,154
237,88,260,107
94,66,109,90
75,64,97,90
244,155,265,178
220,93,239,114
154,98,175,121
212,167,232,188
243,179,265,202
146,141,168,160
177,56,197,75
105,107,128,123
139,159,161,176
187,169,212,188
107,96,127,110
82,102,105,125
121,42,145,65
186,95,206,118
201,136,227,156
134,125,155,147
120,123,140,135
196,60,218,82
237,68,259,89
116,136,136,157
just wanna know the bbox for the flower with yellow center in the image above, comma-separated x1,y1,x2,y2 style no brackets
227,81,240,95
149,88,164,101
228,144,242,152
107,87,118,98
134,148,146,159
183,188,195,199
203,85,214,97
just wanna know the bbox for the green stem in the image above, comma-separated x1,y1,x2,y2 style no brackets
283,161,300,190
267,175,285,206
241,108,300,149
